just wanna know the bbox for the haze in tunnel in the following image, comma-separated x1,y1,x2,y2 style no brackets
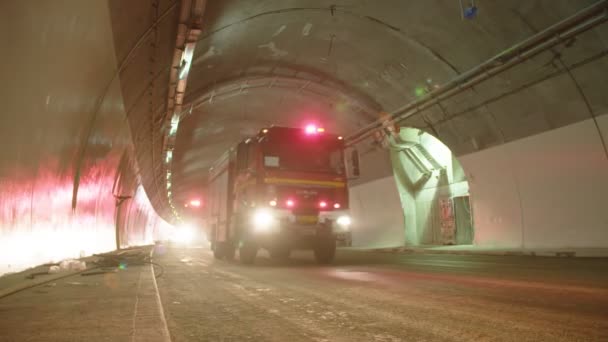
1,0,608,274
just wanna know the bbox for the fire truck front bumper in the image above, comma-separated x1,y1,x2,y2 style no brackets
248,208,351,246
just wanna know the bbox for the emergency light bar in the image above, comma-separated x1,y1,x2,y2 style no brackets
304,124,325,135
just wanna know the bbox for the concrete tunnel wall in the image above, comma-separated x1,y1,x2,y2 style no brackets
1,0,608,274
0,1,168,275
349,115,608,249
390,128,470,247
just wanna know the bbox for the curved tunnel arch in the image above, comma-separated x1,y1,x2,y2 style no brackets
155,1,608,224
1,0,608,274
168,71,384,209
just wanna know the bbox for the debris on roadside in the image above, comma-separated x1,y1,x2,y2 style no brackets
59,259,87,271
93,249,151,268
27,260,87,279
2,246,160,301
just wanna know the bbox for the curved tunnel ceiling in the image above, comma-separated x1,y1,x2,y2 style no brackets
109,0,608,220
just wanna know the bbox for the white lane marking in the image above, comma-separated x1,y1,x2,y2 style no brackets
130,270,142,342
132,248,171,342
130,264,172,342
328,270,377,282
402,259,484,268
150,262,172,342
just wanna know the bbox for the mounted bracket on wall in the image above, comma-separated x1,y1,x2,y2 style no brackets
113,195,133,207
459,0,478,20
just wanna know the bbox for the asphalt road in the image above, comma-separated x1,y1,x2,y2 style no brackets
155,247,608,342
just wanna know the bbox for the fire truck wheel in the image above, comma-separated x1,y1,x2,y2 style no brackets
213,241,235,260
269,246,291,260
314,237,336,264
224,243,236,260
239,243,257,264
212,242,224,259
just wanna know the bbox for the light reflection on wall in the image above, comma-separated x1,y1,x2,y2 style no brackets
0,1,173,277
0,161,169,276
1,166,106,274
124,184,173,246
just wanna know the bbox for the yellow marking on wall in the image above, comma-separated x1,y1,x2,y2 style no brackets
235,178,257,192
264,177,345,188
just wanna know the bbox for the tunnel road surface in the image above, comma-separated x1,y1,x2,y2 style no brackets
155,247,608,342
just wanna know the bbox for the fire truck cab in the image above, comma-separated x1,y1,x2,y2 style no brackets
207,125,358,264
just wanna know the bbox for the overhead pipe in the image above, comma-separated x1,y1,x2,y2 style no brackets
165,0,205,126
346,0,608,146
162,0,206,220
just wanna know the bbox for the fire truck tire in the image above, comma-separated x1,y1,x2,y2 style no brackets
239,243,257,264
224,243,236,260
314,237,336,264
213,246,223,259
212,242,223,259
213,241,235,260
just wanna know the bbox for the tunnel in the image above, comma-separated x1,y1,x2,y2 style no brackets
1,1,608,341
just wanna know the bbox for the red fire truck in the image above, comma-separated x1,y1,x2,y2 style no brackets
206,125,359,264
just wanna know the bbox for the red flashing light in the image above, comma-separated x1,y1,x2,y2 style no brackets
305,124,317,135
189,199,202,207
319,201,327,208
305,124,325,135
334,203,341,209
286,199,295,207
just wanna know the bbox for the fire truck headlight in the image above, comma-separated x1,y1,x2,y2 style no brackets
253,209,274,232
336,215,352,228
171,224,196,244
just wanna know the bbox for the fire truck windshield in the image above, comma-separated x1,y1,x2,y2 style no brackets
263,138,344,174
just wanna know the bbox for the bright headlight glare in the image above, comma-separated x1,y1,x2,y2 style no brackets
171,224,196,243
253,209,274,227
336,216,351,226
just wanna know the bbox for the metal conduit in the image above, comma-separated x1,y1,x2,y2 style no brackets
162,0,206,220
345,0,608,146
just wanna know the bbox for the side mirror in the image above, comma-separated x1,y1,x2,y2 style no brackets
350,149,360,178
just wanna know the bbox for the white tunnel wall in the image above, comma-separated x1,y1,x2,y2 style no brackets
461,115,608,248
348,131,470,248
349,176,405,248
349,148,405,248
0,1,169,274
350,115,608,249
390,130,470,246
